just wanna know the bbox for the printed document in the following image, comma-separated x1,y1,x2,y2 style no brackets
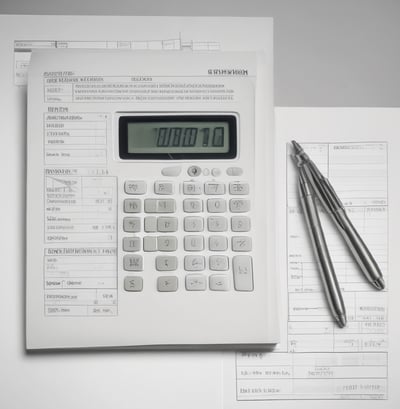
224,108,400,408
0,14,271,408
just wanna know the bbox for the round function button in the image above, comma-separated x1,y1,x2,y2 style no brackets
211,168,221,177
203,168,210,176
188,165,202,177
226,167,243,176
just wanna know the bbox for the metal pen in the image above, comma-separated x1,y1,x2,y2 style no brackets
297,166,347,327
292,140,385,290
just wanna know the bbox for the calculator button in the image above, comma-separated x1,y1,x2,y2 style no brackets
143,236,157,252
184,216,204,232
161,166,182,177
187,165,202,177
184,235,204,251
124,276,143,292
232,236,252,252
207,216,228,232
183,198,203,213
184,255,205,271
233,255,254,291
156,256,178,271
207,198,227,213
185,274,206,291
229,182,249,195
154,181,174,195
204,182,225,195
183,181,202,195
209,255,229,271
231,216,251,232
123,255,143,271
144,216,157,232
123,237,141,252
157,236,178,251
209,274,229,291
211,168,221,177
124,199,141,213
125,180,146,195
157,217,178,232
226,167,243,176
157,276,178,292
229,199,250,213
123,217,141,232
144,198,176,213
209,235,228,251
144,199,157,213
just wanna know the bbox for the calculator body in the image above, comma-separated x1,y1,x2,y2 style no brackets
26,50,278,349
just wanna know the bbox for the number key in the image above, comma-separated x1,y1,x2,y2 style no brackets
184,235,204,251
124,276,143,292
184,255,205,271
156,256,178,271
232,236,252,252
229,199,250,213
229,182,249,195
209,235,228,251
123,237,141,252
183,181,202,195
184,216,204,232
157,217,178,232
124,199,141,213
207,216,228,232
185,274,206,291
207,198,226,213
183,199,203,213
123,217,141,232
123,255,143,271
209,274,229,291
157,236,178,251
125,180,146,195
204,182,225,195
209,255,229,271
231,216,251,232
157,276,178,292
154,181,174,195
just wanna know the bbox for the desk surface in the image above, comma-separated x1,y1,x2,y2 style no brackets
0,4,399,409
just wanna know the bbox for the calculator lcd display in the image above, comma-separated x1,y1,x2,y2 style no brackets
119,115,237,159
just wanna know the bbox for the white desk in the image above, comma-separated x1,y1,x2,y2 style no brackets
0,7,399,409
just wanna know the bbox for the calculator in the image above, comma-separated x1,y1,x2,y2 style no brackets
26,49,278,349
118,113,254,293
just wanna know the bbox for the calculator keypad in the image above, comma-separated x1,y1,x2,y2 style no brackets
122,176,253,292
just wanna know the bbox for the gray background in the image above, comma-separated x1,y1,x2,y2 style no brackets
1,0,399,107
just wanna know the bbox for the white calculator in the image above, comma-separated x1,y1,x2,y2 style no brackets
118,113,253,294
26,49,278,349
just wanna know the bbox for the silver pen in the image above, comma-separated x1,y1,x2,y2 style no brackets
297,166,347,328
292,140,385,290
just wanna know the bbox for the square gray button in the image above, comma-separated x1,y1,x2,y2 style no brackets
157,276,178,292
124,276,143,292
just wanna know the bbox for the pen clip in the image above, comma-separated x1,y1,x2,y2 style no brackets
302,163,347,229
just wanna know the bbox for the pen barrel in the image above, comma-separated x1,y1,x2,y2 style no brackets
334,209,384,289
299,192,346,324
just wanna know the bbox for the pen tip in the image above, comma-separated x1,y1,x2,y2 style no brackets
291,140,303,154
372,277,385,290
337,314,347,328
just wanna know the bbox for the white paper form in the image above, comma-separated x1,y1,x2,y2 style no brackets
238,142,388,399
14,38,219,86
224,108,400,408
15,15,273,337
0,14,273,409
